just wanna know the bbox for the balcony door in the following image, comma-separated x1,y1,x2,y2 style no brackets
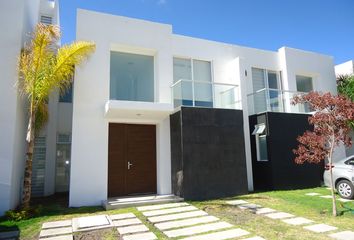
296,75,313,112
251,68,282,113
173,58,213,107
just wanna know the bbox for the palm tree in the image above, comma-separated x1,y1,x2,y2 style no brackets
18,23,95,209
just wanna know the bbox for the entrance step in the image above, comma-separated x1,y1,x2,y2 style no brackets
103,194,184,210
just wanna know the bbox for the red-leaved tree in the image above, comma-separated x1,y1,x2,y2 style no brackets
292,91,354,216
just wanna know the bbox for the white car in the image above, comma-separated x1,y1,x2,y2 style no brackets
323,155,354,199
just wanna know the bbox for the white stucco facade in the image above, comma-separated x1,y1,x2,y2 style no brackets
69,9,343,207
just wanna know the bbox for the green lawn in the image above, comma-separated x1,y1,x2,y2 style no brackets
1,188,353,240
192,187,354,240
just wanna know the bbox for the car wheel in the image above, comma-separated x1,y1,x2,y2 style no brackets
336,180,354,199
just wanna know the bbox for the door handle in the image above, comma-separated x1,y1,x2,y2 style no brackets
128,161,133,170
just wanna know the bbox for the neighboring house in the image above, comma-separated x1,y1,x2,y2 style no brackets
335,60,354,157
0,4,347,215
335,60,354,76
0,0,60,215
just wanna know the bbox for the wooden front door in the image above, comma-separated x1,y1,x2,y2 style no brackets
108,123,157,197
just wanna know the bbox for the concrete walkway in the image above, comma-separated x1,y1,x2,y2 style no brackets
226,199,354,240
38,213,157,240
137,202,265,240
305,192,353,203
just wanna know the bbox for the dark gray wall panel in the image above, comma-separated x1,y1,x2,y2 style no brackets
170,107,248,200
250,112,322,191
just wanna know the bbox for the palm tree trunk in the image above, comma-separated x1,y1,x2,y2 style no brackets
22,101,36,209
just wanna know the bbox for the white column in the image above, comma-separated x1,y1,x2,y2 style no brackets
236,57,254,191
156,117,172,195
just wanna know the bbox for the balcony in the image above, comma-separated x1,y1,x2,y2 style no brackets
171,79,242,110
247,88,311,115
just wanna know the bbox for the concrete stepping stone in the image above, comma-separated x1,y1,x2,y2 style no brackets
180,228,250,240
40,235,73,240
329,231,354,240
264,212,294,219
282,217,314,225
255,207,276,215
148,210,208,223
305,193,320,196
137,202,189,211
238,204,261,210
40,227,72,238
72,215,113,232
242,237,266,240
142,205,198,217
110,213,136,220
113,217,142,227
320,195,333,199
226,200,248,205
163,221,233,238
304,223,338,233
155,216,219,230
42,220,72,229
117,224,149,235
122,232,157,240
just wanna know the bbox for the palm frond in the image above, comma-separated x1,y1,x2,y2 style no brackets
41,41,95,97
18,24,59,100
17,23,95,132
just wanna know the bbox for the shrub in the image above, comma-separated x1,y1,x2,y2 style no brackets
5,205,43,221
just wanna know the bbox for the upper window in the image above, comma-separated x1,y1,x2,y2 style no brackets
296,75,313,112
173,58,212,107
251,68,281,92
296,75,313,92
59,84,73,103
110,51,154,102
40,15,52,25
173,58,192,83
251,68,282,113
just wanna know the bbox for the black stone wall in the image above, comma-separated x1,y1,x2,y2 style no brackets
170,107,248,200
250,112,322,191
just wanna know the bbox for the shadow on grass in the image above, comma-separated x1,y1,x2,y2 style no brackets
27,192,104,218
0,193,104,233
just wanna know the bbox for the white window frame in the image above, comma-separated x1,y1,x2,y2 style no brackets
253,123,268,162
172,57,214,107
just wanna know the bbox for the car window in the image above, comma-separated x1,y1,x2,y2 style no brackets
345,159,354,165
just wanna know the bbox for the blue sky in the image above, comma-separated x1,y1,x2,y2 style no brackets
59,0,354,64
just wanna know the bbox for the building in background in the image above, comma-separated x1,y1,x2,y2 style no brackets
335,60,354,157
0,0,61,215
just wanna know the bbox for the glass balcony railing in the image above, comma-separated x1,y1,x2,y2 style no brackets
171,79,242,109
247,88,311,115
